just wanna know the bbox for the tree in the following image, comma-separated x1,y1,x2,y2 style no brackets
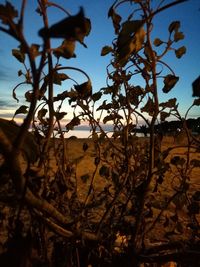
0,1,199,266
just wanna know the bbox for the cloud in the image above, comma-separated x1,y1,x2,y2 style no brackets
0,62,17,81
0,68,11,81
0,98,17,110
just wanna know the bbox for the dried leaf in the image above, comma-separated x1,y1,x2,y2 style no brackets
162,75,179,93
12,49,25,63
108,7,121,34
54,111,67,120
65,117,80,131
168,21,180,34
74,80,92,99
175,46,186,59
14,105,28,117
0,1,18,24
159,98,177,108
153,38,163,47
141,97,155,116
192,76,200,97
174,31,184,42
53,40,76,59
101,45,113,56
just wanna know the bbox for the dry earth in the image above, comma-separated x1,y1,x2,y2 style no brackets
0,135,199,267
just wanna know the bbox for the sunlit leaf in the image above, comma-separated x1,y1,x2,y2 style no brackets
175,46,186,59
162,75,179,93
30,44,40,58
12,49,25,63
168,21,180,34
53,72,69,85
153,38,163,47
53,40,76,59
174,31,184,42
101,45,113,56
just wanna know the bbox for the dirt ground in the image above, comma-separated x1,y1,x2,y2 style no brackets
0,135,199,266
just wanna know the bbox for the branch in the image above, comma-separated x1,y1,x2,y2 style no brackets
139,240,200,264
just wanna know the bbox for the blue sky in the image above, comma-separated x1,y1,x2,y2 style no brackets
0,0,200,124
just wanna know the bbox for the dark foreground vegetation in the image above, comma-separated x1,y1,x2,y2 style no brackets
0,0,200,266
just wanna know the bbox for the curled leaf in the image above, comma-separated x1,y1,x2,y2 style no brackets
168,21,180,34
25,91,33,102
193,98,200,106
108,7,121,34
38,108,48,124
51,72,69,85
14,105,28,117
117,22,145,66
38,7,91,47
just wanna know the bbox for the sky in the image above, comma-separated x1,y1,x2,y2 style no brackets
0,0,200,136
